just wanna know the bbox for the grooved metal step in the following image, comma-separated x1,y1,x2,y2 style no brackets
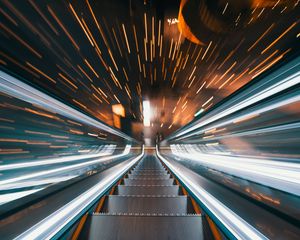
134,167,165,171
127,175,171,180
102,195,195,214
78,215,209,240
128,172,170,178
116,185,182,195
78,154,208,239
123,178,174,186
130,170,167,174
127,173,171,179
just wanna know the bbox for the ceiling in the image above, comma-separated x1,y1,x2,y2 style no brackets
1,0,299,139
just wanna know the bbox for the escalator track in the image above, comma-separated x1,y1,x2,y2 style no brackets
70,151,223,240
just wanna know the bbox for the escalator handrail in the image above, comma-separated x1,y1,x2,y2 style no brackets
14,147,144,240
156,146,267,240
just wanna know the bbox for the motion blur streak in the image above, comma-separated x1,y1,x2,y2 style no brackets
1,176,77,191
172,57,300,139
14,148,144,240
0,145,132,187
0,188,44,205
162,55,300,201
0,1,299,239
171,144,300,196
0,144,115,171
0,70,134,141
157,148,267,240
0,69,140,209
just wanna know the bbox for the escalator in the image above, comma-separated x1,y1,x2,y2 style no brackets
72,152,220,240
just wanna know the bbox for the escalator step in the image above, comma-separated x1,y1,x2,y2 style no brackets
101,195,195,214
123,178,174,186
131,170,167,174
127,175,171,180
128,172,170,177
79,214,207,240
116,185,182,195
78,154,210,239
134,167,165,171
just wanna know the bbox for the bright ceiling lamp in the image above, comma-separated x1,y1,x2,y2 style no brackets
143,100,151,127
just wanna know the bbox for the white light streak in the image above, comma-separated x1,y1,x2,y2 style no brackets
143,100,151,127
14,148,144,240
175,60,300,138
194,108,204,117
171,144,300,196
0,145,116,171
0,188,45,205
0,71,135,141
157,147,267,240
0,145,132,187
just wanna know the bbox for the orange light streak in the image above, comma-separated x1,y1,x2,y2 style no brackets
261,22,297,54
84,59,99,78
122,24,131,53
48,5,80,51
73,99,87,109
26,62,56,83
1,23,42,58
133,24,139,52
58,73,78,89
248,23,275,52
249,50,278,74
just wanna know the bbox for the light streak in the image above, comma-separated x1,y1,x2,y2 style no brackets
0,71,135,141
261,22,297,54
188,66,196,80
0,146,115,171
112,28,123,57
251,54,283,79
26,62,56,83
0,8,18,26
1,23,42,58
168,38,174,59
69,4,94,47
122,24,131,53
84,59,99,78
218,73,235,89
157,148,268,240
14,149,144,240
47,5,80,51
0,176,77,192
0,145,131,187
202,41,212,60
133,24,139,52
144,13,148,42
0,188,45,205
170,144,300,196
72,99,87,109
194,108,204,117
143,100,151,127
196,81,206,94
28,0,59,35
222,2,228,15
58,73,78,89
216,61,237,83
229,68,249,86
158,20,161,45
202,96,214,107
249,50,279,74
174,58,300,138
144,38,148,61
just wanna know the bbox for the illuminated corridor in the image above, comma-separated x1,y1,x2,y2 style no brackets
0,1,299,239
